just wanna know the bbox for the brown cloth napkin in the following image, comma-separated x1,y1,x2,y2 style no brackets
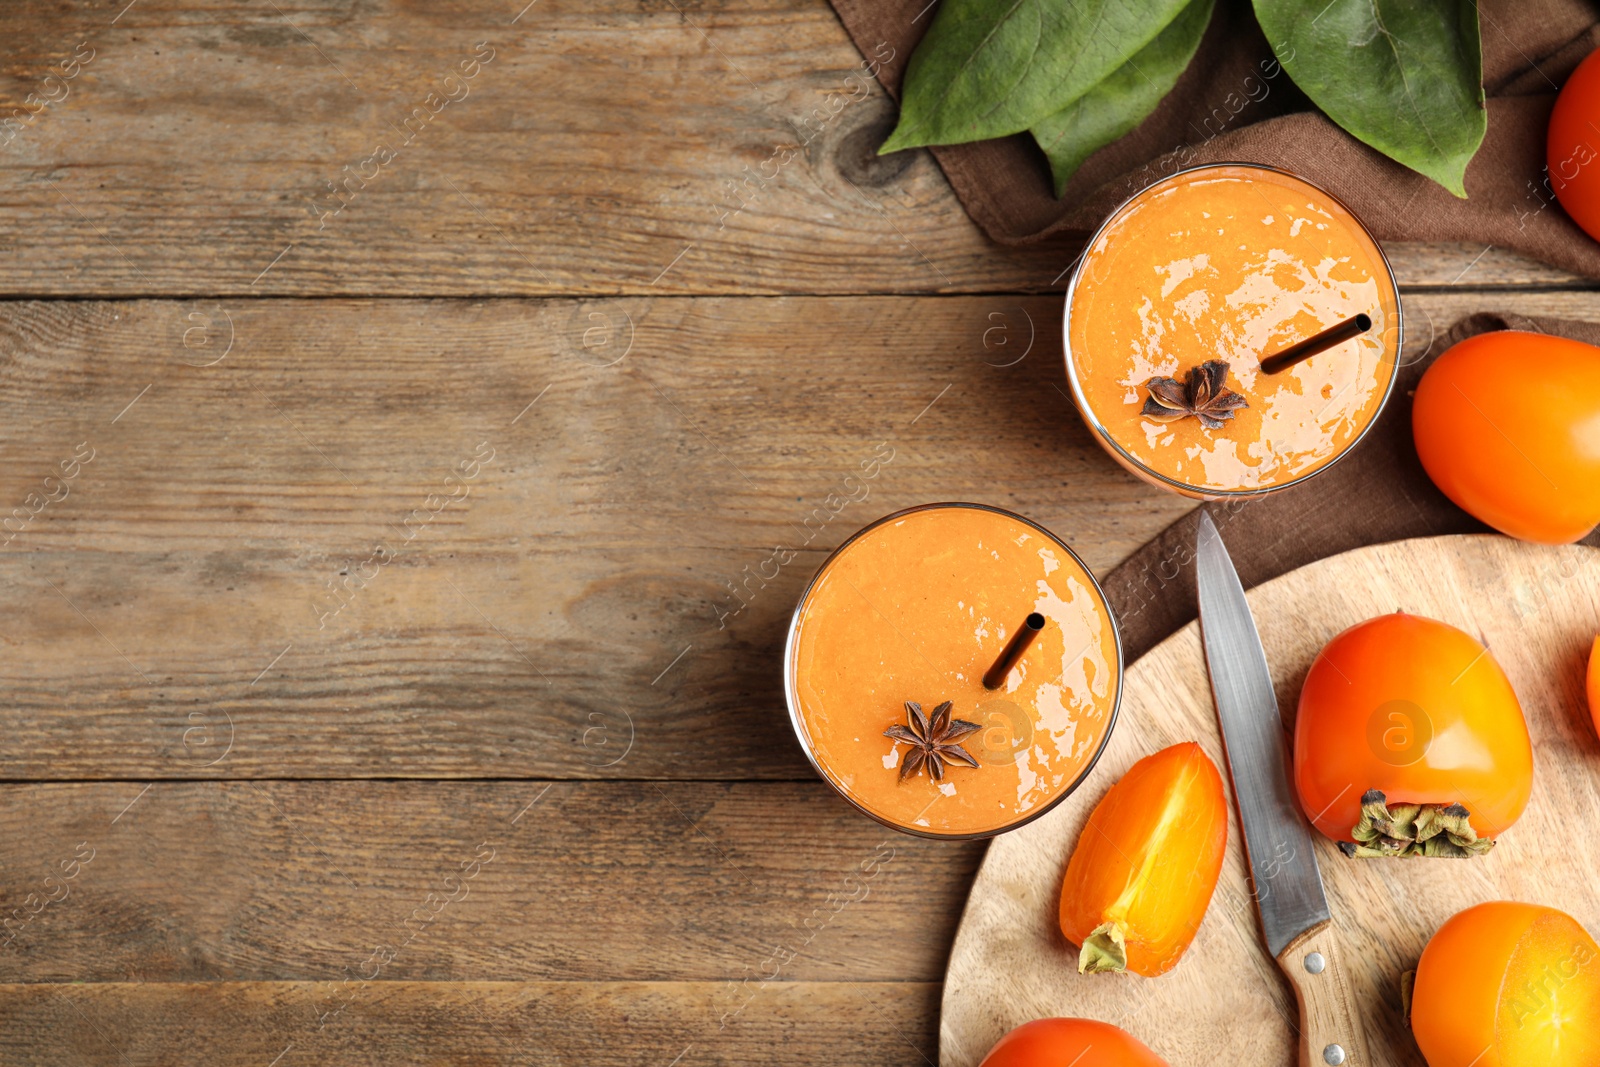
1098,313,1600,663
830,0,1600,278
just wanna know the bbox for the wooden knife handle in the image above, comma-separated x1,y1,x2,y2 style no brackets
1276,921,1371,1067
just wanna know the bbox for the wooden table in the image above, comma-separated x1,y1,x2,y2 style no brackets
0,3,1592,1063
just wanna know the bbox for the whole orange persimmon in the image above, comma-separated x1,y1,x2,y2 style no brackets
1413,330,1600,544
1548,45,1600,242
1294,613,1533,857
1410,901,1600,1067
1058,742,1227,977
979,1018,1168,1067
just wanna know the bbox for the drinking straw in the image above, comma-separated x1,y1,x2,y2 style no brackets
983,612,1046,690
1259,313,1373,374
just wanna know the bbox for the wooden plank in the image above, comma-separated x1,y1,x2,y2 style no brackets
0,0,1060,296
0,980,943,1066
0,781,981,983
1381,243,1591,289
0,2,1584,296
0,290,1595,780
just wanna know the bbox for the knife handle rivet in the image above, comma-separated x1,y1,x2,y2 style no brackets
1323,1043,1346,1065
1304,951,1326,974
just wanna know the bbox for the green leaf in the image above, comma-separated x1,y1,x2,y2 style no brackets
1252,0,1485,197
1030,0,1215,197
881,0,1193,153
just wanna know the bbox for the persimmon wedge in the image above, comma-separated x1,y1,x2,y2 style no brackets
1058,742,1227,977
1410,901,1600,1067
979,1018,1168,1067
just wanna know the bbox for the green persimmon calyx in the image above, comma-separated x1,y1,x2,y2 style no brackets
1338,789,1494,858
1077,921,1128,974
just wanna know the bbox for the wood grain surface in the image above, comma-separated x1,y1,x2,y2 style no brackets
0,981,942,1065
0,781,982,983
3,1,1600,1064
941,536,1600,1067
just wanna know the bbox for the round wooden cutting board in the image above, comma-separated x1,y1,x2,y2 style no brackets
939,535,1600,1067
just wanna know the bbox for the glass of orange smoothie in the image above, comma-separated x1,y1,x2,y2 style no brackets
1064,163,1402,499
784,503,1123,839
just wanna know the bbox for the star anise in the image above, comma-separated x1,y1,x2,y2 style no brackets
1141,359,1248,429
883,700,981,782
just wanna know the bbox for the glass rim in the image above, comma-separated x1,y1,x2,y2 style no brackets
781,500,1125,841
1061,160,1405,499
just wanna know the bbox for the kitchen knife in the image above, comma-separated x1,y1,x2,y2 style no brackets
1196,512,1369,1067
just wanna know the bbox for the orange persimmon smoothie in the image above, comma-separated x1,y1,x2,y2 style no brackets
785,504,1122,838
1065,164,1400,497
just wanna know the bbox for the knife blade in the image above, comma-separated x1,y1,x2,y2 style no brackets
1196,512,1369,1067
1195,511,1327,955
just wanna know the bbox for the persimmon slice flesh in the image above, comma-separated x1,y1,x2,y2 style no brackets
1057,742,1227,978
